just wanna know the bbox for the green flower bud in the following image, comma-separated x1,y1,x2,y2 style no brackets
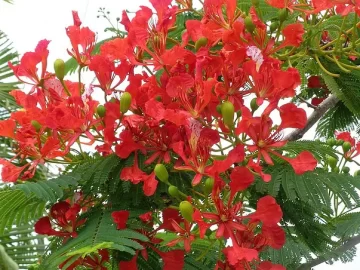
250,98,259,112
179,201,194,222
54,59,65,81
270,21,279,32
195,37,208,52
216,104,222,114
326,138,336,147
96,105,106,117
278,8,288,22
333,167,340,173
327,156,337,168
244,17,255,33
120,92,132,113
204,177,215,195
168,185,180,198
31,120,42,132
342,142,352,153
354,170,360,176
221,101,235,128
154,164,169,183
342,166,350,174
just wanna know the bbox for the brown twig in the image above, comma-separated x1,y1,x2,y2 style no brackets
284,95,339,141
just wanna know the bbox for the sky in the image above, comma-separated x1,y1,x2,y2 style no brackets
0,0,359,268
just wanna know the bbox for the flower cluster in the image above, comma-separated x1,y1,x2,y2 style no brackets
0,0,326,269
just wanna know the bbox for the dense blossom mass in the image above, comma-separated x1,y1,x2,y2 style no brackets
3,0,359,268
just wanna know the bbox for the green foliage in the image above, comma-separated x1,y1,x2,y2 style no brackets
316,102,359,138
254,164,360,213
0,223,46,270
0,31,20,112
237,0,278,21
40,209,148,269
0,174,80,234
280,140,337,160
322,59,360,115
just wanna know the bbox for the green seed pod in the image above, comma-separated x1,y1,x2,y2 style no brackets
120,92,132,114
278,8,288,22
31,120,42,132
96,105,106,117
204,177,215,195
326,138,336,147
342,142,352,153
342,166,350,174
270,21,279,32
221,101,235,128
250,98,259,112
54,59,65,81
168,185,180,198
179,201,194,222
336,139,344,146
154,164,169,183
327,156,337,169
195,37,208,52
244,17,255,33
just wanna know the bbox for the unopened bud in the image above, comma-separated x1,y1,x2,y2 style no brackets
244,17,255,33
221,101,235,129
120,92,132,113
31,120,41,132
54,59,65,81
154,164,169,183
96,105,106,117
179,201,194,222
195,37,208,52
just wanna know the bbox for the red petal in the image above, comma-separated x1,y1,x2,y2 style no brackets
0,119,16,139
247,196,282,226
285,151,317,174
279,103,307,130
111,210,130,230
229,166,254,200
223,246,258,265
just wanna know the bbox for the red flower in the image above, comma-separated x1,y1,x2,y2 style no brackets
89,55,131,94
59,249,110,270
66,11,95,66
258,261,286,270
0,159,29,183
112,210,130,230
236,105,317,177
35,201,84,239
336,131,360,160
139,212,153,223
167,219,195,252
8,39,51,86
247,196,282,226
282,23,305,47
223,245,258,266
229,166,255,200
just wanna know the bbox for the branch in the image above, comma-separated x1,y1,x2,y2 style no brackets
284,95,339,141
296,235,360,270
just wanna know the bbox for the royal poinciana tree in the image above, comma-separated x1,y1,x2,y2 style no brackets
1,0,360,269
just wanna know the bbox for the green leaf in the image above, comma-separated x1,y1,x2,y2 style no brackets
40,209,148,269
